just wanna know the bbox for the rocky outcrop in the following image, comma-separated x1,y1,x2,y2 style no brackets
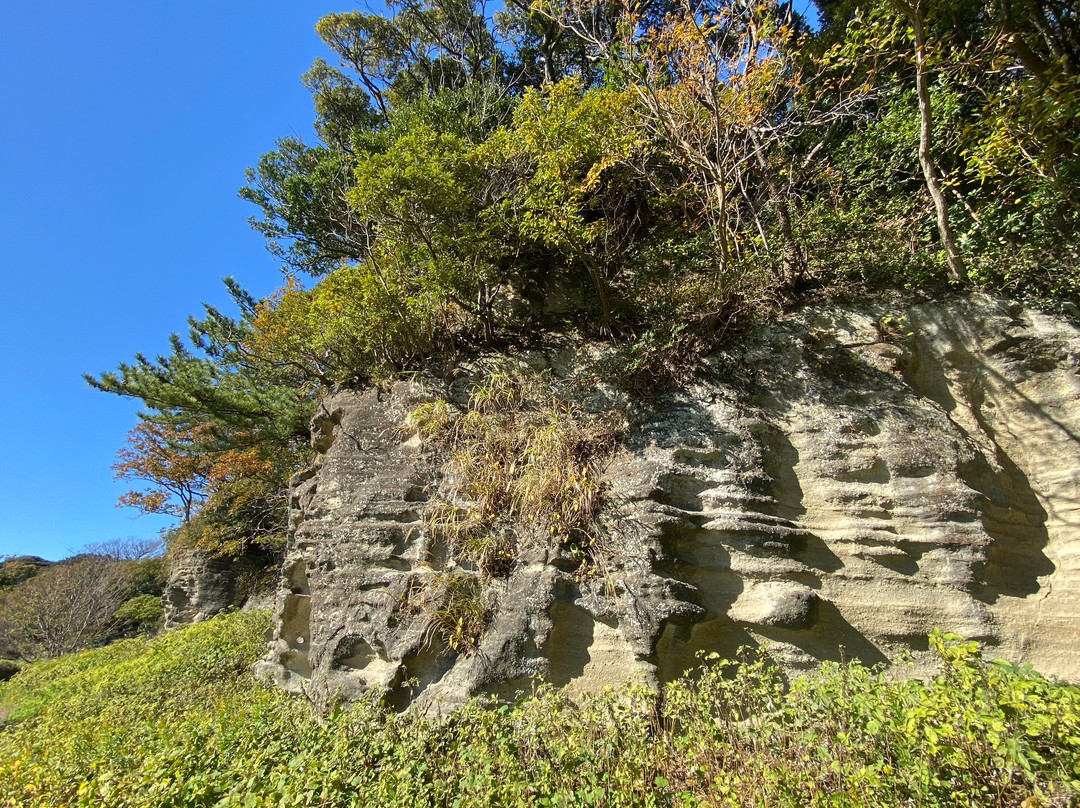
255,295,1080,710
163,546,271,629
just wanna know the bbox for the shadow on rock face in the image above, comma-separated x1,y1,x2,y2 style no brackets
752,600,891,670
897,308,1058,605
254,299,1080,709
653,612,758,684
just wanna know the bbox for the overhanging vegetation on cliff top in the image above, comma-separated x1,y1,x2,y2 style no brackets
87,0,1078,556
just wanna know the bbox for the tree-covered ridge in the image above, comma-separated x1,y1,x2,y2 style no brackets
0,540,167,663
88,0,1078,556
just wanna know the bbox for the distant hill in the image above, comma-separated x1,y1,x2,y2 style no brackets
0,556,52,590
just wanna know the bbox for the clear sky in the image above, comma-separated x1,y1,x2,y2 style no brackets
0,1,333,561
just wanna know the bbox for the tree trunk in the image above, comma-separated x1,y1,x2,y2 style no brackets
895,0,968,283
750,129,804,286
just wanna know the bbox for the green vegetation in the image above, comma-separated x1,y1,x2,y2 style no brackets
54,4,1080,802
0,558,51,591
398,365,620,653
0,611,1076,806
85,284,314,561
411,365,619,577
0,540,166,662
85,0,1078,561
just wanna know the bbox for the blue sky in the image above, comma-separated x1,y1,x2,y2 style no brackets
0,2,332,561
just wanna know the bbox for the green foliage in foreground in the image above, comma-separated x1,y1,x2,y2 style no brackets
1,612,1078,807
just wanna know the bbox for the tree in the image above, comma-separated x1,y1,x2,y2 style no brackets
994,0,1078,81
816,0,1079,289
89,279,316,563
240,0,540,283
189,444,301,557
84,536,165,562
314,0,507,119
885,0,967,282
486,77,644,326
496,0,603,86
112,422,213,523
0,555,136,659
85,278,315,448
541,0,815,286
347,121,511,344
109,416,303,558
239,140,367,278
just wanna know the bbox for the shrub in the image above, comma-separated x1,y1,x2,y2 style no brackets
113,594,165,637
410,364,620,580
1,611,1077,807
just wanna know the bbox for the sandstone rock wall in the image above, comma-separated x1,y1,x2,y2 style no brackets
254,295,1080,710
163,546,272,629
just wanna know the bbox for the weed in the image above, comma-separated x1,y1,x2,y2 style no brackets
403,397,454,439
406,364,619,579
422,570,492,656
0,614,1078,807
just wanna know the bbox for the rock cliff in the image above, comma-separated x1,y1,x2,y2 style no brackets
163,547,272,629
253,295,1080,711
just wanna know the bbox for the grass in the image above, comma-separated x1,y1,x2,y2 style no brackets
401,365,622,654
408,364,620,578
0,611,1078,807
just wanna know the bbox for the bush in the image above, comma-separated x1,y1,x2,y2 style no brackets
0,659,18,682
113,594,165,637
0,613,1077,807
0,556,138,659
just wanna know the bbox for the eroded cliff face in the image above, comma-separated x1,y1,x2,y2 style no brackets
253,295,1080,711
163,547,273,629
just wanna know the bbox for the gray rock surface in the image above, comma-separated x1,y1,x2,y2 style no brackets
163,546,270,629
254,295,1080,709
728,582,817,627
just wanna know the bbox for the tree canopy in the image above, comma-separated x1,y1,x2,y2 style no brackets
89,0,1079,558
0,541,166,660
